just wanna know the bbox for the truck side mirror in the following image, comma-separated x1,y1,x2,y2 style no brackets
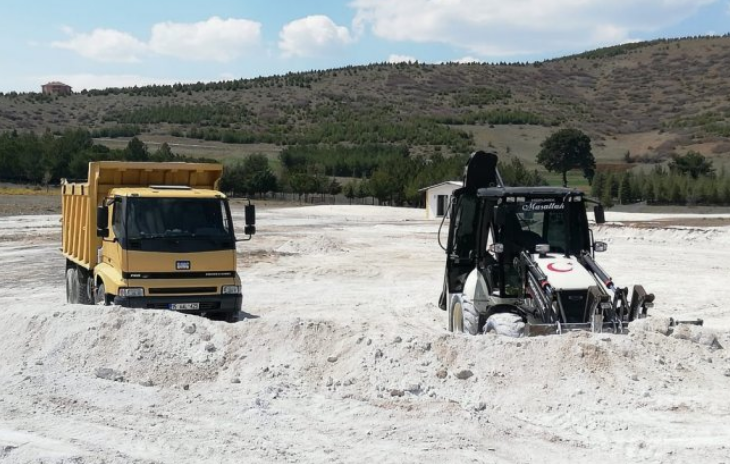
96,205,109,237
593,205,605,224
244,204,256,236
494,206,506,226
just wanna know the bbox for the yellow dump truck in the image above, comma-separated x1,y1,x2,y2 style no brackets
62,161,255,321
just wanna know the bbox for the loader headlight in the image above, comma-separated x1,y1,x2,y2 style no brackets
222,285,241,295
118,287,144,298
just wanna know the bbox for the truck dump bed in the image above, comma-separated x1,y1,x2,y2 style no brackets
62,161,223,269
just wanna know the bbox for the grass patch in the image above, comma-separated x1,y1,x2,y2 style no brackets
0,186,60,195
541,170,590,189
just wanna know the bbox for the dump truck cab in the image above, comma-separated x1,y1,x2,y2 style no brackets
96,186,241,313
62,162,255,322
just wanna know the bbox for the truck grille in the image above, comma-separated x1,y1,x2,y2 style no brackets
148,287,217,295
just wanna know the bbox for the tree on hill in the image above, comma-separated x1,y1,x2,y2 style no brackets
536,128,595,187
668,151,714,179
124,137,149,161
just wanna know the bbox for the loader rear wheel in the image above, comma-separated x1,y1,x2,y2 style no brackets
448,295,479,335
485,313,525,338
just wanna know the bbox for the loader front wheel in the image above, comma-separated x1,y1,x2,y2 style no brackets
485,313,525,338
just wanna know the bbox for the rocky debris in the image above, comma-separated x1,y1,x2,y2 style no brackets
327,355,339,363
455,369,473,380
435,369,448,379
183,323,197,334
95,367,124,382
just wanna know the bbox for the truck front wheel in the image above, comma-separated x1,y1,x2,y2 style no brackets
95,282,111,306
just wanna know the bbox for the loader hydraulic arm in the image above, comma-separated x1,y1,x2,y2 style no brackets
519,251,557,323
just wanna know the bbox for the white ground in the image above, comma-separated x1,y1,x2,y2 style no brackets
0,206,729,464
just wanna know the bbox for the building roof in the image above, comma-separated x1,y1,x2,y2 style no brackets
418,180,462,192
43,81,71,87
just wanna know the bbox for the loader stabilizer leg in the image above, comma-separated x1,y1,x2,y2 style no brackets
629,285,654,320
586,286,610,332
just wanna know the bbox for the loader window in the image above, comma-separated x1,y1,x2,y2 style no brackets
501,201,588,254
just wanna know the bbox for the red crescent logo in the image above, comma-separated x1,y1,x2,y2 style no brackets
547,262,573,273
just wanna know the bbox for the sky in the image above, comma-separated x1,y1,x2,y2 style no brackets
1,0,728,92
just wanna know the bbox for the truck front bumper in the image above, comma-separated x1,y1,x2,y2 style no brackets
113,294,242,316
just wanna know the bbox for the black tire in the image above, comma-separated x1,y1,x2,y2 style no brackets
65,268,77,304
462,300,479,335
225,311,240,323
485,313,526,338
67,266,93,305
76,268,93,305
95,282,110,306
448,295,480,335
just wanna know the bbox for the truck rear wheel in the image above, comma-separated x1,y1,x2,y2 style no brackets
66,266,93,305
65,268,77,304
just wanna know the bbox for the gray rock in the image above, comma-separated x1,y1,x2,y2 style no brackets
327,355,339,363
390,389,404,397
95,367,124,382
455,369,473,380
374,349,383,359
205,343,216,352
393,336,402,343
231,378,241,384
436,369,448,379
183,323,196,334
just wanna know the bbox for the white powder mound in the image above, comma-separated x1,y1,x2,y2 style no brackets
1,205,730,463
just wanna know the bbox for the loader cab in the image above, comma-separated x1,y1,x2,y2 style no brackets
491,190,591,257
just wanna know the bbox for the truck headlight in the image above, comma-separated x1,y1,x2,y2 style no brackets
118,287,144,298
222,285,241,295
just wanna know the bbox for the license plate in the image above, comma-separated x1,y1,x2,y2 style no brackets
170,303,199,310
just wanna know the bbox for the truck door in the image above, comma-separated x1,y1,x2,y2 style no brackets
100,197,126,281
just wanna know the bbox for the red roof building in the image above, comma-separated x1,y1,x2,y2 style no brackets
42,81,73,95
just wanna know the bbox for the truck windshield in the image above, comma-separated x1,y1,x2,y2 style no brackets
500,200,587,254
126,198,232,240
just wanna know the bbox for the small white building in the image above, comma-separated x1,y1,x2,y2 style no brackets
419,181,462,219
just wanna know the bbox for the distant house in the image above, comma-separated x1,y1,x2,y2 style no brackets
419,181,462,219
41,81,73,95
